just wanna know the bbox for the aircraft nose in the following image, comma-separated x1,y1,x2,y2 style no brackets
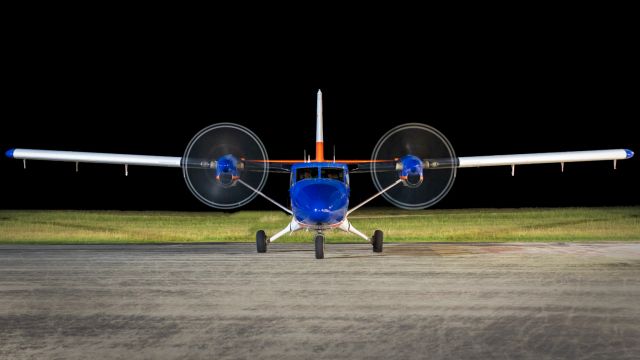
292,181,348,225
308,202,332,223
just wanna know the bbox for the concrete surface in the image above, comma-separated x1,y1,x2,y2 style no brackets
1,243,639,359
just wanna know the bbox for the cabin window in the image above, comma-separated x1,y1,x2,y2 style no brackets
296,167,318,181
321,168,345,182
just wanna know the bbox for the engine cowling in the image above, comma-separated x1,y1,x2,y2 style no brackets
398,155,423,188
215,154,241,187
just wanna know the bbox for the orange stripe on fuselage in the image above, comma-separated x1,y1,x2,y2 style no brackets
249,159,392,164
316,141,324,161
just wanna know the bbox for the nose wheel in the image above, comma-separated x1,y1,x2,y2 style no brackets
314,233,325,259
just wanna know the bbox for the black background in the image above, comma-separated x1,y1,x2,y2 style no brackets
1,14,638,211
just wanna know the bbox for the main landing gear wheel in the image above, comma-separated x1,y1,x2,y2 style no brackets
256,230,267,253
372,230,383,253
314,234,325,259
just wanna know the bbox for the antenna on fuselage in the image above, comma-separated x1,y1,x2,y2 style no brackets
333,144,336,163
316,89,324,162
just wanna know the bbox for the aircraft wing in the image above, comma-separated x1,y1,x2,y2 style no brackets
455,149,633,170
5,148,292,173
6,148,634,172
6,148,181,167
350,149,634,173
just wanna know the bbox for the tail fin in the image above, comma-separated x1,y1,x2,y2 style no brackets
316,89,324,161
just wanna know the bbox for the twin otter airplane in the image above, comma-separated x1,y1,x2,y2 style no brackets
6,91,634,259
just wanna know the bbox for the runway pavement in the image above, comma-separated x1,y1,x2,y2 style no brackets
1,242,639,359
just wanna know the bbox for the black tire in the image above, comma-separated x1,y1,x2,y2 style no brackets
372,230,383,253
256,230,267,253
314,234,325,259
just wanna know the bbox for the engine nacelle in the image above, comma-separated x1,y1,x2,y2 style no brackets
215,154,241,187
398,155,424,188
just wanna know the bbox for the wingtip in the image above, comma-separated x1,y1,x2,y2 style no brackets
625,149,634,159
5,148,15,158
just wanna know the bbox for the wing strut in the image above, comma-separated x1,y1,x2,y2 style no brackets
347,179,403,216
237,179,292,215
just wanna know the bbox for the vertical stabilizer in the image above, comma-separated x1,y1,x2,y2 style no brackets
316,89,324,161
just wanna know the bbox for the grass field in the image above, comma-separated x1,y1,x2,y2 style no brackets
0,207,638,244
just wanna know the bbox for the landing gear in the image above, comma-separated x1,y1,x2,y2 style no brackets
258,221,381,258
372,230,383,253
314,233,325,259
256,230,267,253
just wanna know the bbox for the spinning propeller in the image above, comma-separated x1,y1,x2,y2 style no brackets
182,123,268,209
370,123,457,210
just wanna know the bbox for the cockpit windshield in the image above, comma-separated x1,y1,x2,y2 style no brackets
321,168,344,182
296,167,318,181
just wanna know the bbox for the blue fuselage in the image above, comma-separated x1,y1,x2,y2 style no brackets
290,163,350,227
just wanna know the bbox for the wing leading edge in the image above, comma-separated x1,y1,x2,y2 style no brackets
348,149,634,174
6,148,181,167
6,148,634,172
5,148,292,173
457,149,633,168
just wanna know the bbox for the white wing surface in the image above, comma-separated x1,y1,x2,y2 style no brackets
457,149,633,168
6,148,181,167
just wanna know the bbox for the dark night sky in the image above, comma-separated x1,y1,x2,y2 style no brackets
1,17,638,211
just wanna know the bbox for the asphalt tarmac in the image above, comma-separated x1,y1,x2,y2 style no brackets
1,243,639,359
